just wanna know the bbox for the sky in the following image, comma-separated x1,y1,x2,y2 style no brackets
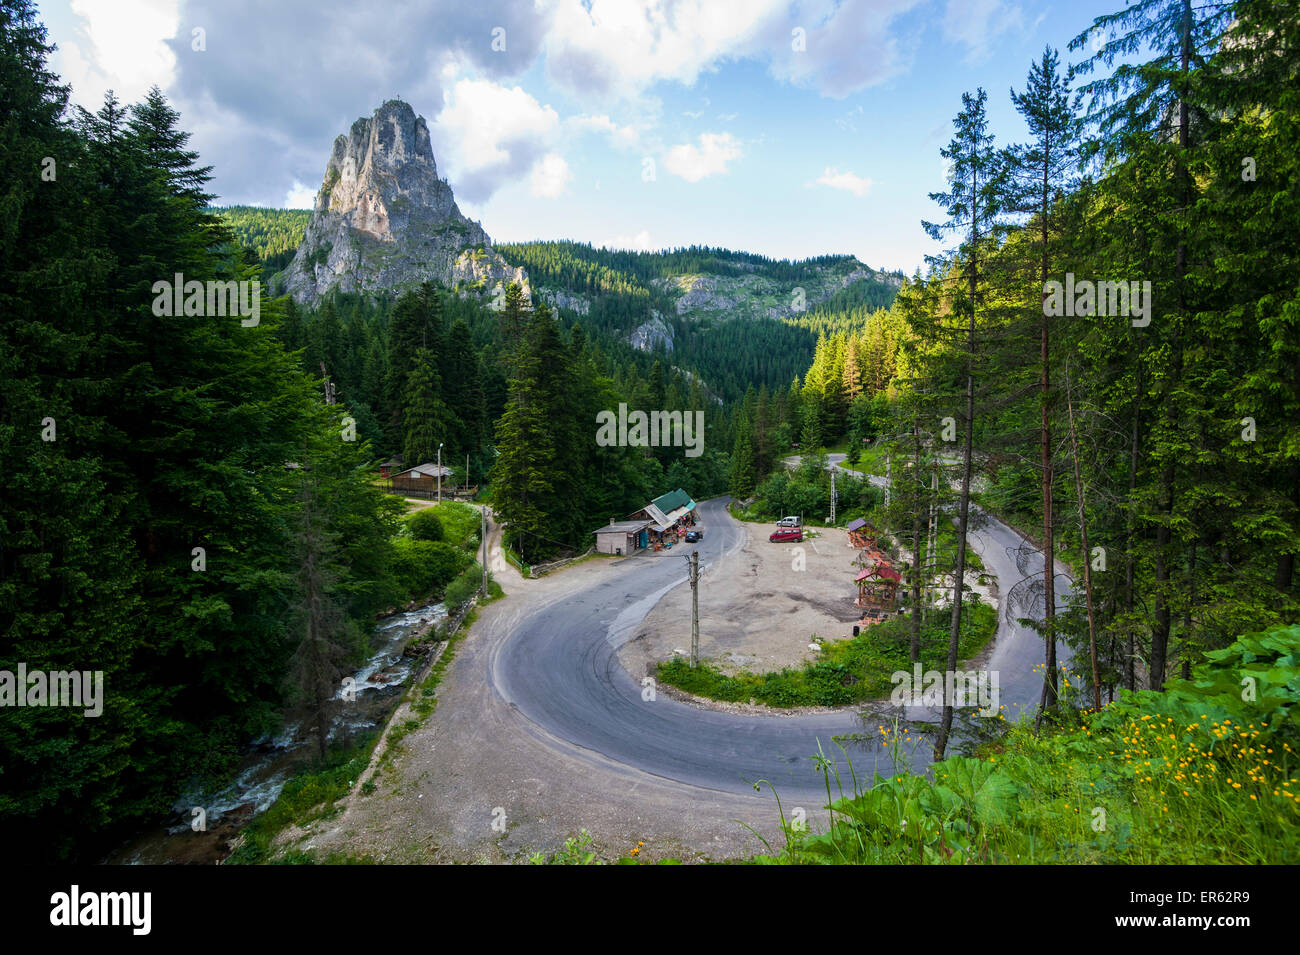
36,0,1120,274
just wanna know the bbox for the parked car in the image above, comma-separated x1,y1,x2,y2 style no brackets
769,528,803,543
685,530,702,542
776,516,801,527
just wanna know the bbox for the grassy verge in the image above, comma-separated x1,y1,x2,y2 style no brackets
657,598,996,707
842,442,888,476
226,735,380,865
753,624,1300,864
409,500,481,549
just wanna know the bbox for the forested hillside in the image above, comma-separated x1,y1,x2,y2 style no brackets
501,240,904,402
216,205,310,276
0,8,404,858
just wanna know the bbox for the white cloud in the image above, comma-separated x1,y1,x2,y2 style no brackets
764,0,926,98
545,0,764,99
663,132,741,182
436,78,559,167
284,181,316,209
940,0,1025,64
434,78,563,202
545,0,922,102
813,167,873,197
567,113,644,150
604,229,654,251
52,0,179,109
530,153,572,198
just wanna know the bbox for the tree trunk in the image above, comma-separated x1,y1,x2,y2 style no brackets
908,420,926,661
1124,375,1141,690
1154,0,1193,694
1065,372,1102,711
1039,138,1058,712
935,223,978,760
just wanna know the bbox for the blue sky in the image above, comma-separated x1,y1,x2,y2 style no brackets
36,0,1119,274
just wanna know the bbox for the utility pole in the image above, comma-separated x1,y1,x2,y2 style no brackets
685,550,700,667
437,442,444,504
829,468,837,524
481,505,488,595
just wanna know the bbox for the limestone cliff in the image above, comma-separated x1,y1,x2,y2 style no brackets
280,100,527,304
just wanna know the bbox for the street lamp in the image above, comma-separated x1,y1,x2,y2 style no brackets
437,442,444,504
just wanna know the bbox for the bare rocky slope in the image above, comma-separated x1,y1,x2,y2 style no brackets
279,99,527,305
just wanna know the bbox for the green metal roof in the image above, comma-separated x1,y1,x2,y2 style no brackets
651,487,694,514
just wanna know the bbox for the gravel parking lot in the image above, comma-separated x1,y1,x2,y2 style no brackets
618,519,870,681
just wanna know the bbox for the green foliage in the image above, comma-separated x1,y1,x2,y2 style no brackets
390,539,470,600
214,205,309,273
490,297,664,560
0,13,405,858
225,734,377,865
657,600,996,707
417,502,479,549
498,240,902,403
527,829,601,865
443,564,482,611
406,508,444,542
757,625,1300,864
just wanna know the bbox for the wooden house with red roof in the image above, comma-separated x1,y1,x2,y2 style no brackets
855,560,901,611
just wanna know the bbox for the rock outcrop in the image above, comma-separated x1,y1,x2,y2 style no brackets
280,100,527,304
629,311,673,352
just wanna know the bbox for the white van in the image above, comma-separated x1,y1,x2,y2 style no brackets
776,516,801,528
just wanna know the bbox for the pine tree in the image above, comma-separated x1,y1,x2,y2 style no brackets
403,347,453,467
730,427,758,498
489,313,554,560
922,88,1001,759
1003,46,1079,711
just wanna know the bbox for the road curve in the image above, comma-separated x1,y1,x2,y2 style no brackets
488,490,1073,800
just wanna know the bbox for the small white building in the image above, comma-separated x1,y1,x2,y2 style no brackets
593,519,653,556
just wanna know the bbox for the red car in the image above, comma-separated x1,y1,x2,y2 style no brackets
769,528,803,543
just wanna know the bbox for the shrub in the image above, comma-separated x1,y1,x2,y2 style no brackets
759,624,1300,865
391,538,470,599
407,508,444,542
423,502,480,549
443,564,483,610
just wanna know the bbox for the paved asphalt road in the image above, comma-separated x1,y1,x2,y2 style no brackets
491,473,1075,800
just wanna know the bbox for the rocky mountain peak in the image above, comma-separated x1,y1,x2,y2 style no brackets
281,100,527,305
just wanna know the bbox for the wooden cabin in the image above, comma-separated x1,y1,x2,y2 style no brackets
855,561,901,611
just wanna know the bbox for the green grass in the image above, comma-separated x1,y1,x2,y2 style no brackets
409,501,480,549
657,599,996,708
752,624,1300,864
845,442,888,476
225,734,378,865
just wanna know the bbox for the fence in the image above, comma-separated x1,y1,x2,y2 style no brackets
382,480,479,501
503,547,530,577
528,547,595,578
